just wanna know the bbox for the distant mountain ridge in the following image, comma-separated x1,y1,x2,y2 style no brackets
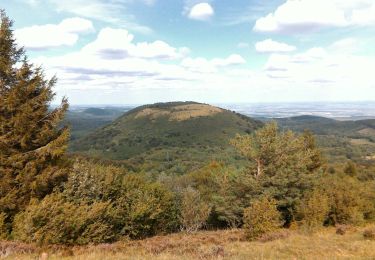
273,115,375,162
276,115,375,137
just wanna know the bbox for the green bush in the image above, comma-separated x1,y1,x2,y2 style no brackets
297,190,329,230
179,163,253,229
319,175,374,225
0,212,7,239
113,174,180,238
243,197,282,240
11,161,181,244
344,161,358,177
180,187,211,233
12,194,116,245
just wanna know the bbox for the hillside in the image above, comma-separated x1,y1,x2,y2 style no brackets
64,107,130,141
274,115,375,162
276,115,375,138
70,102,263,173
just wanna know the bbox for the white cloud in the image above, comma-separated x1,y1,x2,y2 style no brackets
181,57,215,73
329,38,360,54
263,46,375,92
188,3,214,21
49,0,153,34
82,27,187,60
27,25,375,104
255,39,296,53
31,27,199,96
254,0,375,33
181,54,246,73
212,54,246,66
15,17,94,50
58,17,95,33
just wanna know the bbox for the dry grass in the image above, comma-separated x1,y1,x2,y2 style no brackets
134,104,223,122
134,108,170,120
350,138,374,145
3,226,375,259
365,155,375,161
357,128,375,136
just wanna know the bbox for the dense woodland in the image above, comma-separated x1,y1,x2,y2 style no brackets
1,10,375,248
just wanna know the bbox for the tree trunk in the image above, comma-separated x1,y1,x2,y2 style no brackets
256,159,262,177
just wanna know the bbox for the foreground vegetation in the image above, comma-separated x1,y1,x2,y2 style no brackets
3,226,375,259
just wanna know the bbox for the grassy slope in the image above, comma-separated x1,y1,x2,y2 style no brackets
4,226,375,259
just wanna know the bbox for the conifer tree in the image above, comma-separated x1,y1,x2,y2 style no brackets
0,10,69,224
232,122,324,225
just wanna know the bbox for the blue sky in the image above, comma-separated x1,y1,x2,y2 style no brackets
3,0,375,104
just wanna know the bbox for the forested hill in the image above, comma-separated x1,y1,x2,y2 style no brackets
70,102,263,173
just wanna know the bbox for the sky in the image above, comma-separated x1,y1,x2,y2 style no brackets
3,0,375,105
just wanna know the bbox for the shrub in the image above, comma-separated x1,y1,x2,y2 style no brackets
297,190,329,230
63,160,126,204
363,228,375,240
12,170,181,244
319,175,374,225
66,161,180,240
180,187,211,233
113,175,180,238
243,197,282,240
12,194,116,245
0,212,7,239
344,161,358,177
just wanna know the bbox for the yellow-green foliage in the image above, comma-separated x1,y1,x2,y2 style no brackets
12,161,180,244
319,175,375,225
243,197,281,240
12,194,116,245
344,161,358,177
173,162,256,229
180,187,211,233
0,212,7,239
297,190,329,230
114,174,180,238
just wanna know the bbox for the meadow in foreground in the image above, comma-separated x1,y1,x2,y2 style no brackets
2,225,375,260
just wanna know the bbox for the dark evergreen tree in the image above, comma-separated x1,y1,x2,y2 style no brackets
0,10,69,228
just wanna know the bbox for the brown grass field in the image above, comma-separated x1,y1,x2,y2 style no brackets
134,104,223,121
2,226,375,259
